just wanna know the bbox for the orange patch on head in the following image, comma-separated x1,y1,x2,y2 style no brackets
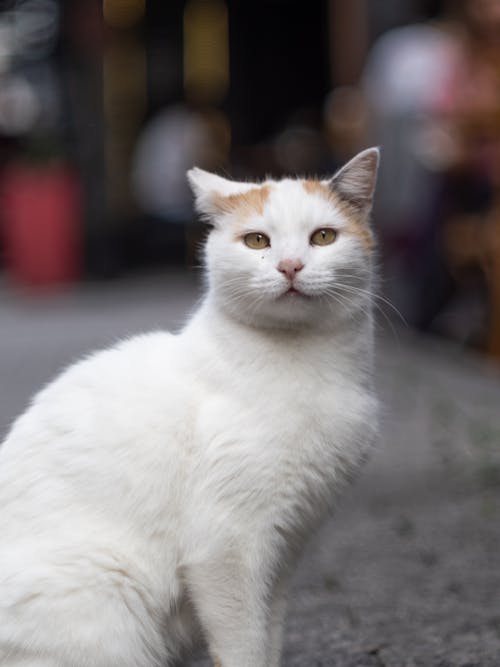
302,179,375,251
212,185,271,219
302,180,332,199
348,218,375,251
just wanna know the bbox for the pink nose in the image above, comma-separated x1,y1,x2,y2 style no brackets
277,258,304,281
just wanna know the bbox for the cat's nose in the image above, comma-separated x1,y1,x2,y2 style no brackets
277,258,304,281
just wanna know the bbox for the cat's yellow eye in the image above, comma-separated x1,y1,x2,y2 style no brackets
243,232,270,249
310,228,337,246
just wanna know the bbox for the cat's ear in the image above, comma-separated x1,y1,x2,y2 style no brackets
324,147,380,218
187,167,258,222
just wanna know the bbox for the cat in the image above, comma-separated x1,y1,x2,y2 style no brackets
0,147,379,667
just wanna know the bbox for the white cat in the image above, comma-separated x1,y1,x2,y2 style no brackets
0,148,379,667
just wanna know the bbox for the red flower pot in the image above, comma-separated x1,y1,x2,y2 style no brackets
1,162,83,287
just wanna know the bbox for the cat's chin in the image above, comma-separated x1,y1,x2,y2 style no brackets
213,283,357,331
221,293,332,332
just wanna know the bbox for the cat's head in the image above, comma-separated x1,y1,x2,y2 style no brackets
188,148,379,330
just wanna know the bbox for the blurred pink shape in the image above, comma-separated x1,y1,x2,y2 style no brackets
1,163,82,288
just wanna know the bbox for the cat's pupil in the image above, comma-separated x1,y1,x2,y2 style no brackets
244,232,270,249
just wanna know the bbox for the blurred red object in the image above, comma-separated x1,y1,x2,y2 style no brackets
1,163,82,287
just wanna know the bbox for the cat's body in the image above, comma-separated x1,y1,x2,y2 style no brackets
0,149,379,667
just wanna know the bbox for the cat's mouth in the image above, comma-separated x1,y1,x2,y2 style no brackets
282,286,309,298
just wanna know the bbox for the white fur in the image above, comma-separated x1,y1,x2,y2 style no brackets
0,149,379,667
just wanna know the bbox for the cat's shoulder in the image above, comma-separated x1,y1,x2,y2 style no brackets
36,330,180,402
2,331,182,452
74,329,177,372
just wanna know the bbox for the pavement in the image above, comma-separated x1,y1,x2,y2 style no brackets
1,271,500,667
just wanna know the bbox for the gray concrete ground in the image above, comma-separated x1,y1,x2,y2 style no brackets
1,271,499,667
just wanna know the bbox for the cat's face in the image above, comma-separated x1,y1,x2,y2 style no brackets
188,148,379,330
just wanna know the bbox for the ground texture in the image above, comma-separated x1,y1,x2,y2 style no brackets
1,272,499,667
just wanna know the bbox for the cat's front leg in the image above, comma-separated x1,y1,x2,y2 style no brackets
185,556,270,667
266,574,290,667
209,592,288,667
266,596,287,667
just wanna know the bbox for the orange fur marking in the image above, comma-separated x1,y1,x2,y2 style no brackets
302,180,375,251
302,180,330,197
213,185,271,219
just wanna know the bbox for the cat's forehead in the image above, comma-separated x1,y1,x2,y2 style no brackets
222,178,342,220
220,179,373,250
222,178,345,227
267,179,340,220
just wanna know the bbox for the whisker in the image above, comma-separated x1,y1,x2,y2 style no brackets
335,282,407,326
333,284,401,345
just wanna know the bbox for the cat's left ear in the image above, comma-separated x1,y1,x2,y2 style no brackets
187,167,259,223
324,147,380,219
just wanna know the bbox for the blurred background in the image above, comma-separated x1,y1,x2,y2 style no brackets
2,0,500,360
1,3,500,664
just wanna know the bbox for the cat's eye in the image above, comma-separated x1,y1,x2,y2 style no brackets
310,228,337,246
244,232,270,249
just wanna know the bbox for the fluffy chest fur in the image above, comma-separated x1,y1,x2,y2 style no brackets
183,309,376,528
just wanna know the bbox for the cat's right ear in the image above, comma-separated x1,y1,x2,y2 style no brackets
187,168,258,224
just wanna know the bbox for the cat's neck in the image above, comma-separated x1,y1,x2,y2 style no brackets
187,291,374,369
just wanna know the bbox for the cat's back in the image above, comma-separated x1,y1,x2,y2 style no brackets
0,330,199,524
2,330,181,450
